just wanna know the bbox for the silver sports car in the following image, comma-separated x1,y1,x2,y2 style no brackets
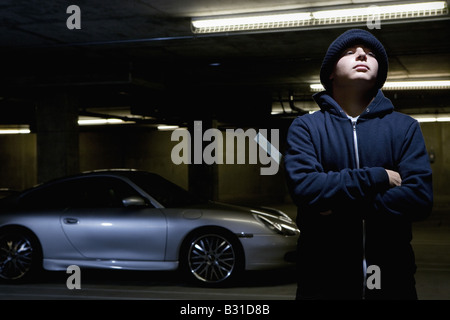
0,169,299,286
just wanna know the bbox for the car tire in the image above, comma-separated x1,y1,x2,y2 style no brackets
181,229,244,287
0,229,42,282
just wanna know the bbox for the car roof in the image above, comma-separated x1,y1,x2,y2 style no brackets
47,168,153,181
18,169,160,195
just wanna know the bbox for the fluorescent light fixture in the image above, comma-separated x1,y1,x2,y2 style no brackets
314,1,447,19
310,80,450,92
382,80,450,90
192,12,311,31
78,118,124,126
191,1,448,33
310,83,326,92
157,125,180,131
411,114,450,122
0,128,31,134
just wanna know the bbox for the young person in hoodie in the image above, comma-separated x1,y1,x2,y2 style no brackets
284,29,433,300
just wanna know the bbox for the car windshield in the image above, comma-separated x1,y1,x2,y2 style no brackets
127,172,208,208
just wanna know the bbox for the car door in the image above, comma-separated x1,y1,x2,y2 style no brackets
59,176,167,261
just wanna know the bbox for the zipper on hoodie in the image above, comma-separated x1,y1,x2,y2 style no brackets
352,120,360,169
351,119,367,299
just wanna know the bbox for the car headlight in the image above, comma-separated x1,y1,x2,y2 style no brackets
251,209,299,236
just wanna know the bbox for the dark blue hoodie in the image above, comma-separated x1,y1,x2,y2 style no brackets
284,90,433,299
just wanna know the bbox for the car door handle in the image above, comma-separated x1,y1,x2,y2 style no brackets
63,217,79,224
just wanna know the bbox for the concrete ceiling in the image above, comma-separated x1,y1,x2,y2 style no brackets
0,0,449,126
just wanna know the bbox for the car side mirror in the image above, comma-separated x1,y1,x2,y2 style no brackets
122,196,147,207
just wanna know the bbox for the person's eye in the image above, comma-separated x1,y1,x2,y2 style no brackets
368,52,376,57
345,50,354,55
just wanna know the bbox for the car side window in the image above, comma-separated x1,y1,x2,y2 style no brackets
73,177,140,208
19,176,143,210
19,182,71,210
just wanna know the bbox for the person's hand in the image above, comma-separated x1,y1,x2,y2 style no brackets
386,169,402,187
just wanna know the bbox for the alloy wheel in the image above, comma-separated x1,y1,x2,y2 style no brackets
0,233,34,280
187,234,237,284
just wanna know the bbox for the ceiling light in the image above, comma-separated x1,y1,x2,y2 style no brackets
310,80,450,92
381,80,450,90
310,84,326,92
192,12,311,32
157,125,180,131
0,128,30,134
411,114,450,122
191,1,448,34
78,118,124,126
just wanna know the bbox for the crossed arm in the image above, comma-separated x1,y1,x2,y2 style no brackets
284,118,432,221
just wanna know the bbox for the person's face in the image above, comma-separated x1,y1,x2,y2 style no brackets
330,44,379,89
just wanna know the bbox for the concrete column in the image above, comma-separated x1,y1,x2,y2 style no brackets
35,90,79,183
187,119,219,201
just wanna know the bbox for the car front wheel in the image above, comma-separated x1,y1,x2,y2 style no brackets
182,230,243,286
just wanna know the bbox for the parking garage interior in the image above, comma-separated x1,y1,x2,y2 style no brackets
0,0,450,301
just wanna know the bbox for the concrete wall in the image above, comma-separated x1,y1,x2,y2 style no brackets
421,122,450,209
79,129,189,190
78,128,287,205
0,122,449,208
0,134,37,190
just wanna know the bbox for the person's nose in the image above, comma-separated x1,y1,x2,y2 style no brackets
355,47,367,61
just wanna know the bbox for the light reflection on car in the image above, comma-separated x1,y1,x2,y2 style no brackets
0,169,299,286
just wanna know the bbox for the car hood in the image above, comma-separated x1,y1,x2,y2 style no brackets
182,201,293,221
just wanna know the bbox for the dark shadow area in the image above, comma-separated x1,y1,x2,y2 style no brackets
29,266,296,289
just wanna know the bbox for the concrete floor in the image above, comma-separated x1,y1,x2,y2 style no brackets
411,209,450,300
